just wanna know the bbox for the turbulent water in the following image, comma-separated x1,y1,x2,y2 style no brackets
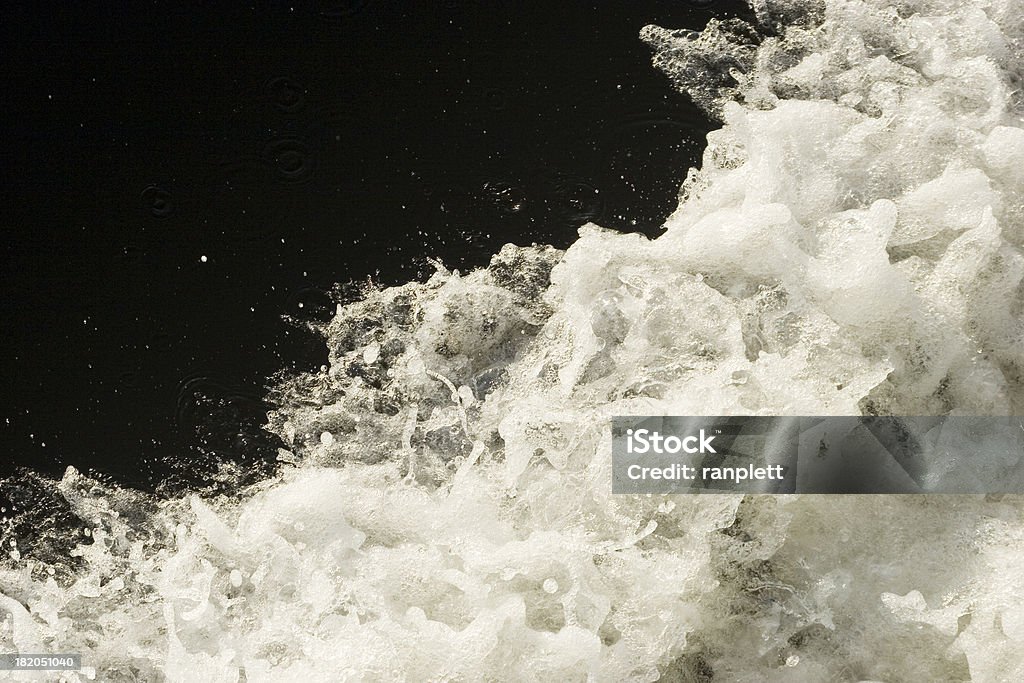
4,0,1024,680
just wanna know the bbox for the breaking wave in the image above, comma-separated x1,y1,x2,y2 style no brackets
3,1,1024,680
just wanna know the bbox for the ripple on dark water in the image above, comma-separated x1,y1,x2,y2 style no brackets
264,76,307,114
140,184,174,218
316,0,373,21
262,135,317,186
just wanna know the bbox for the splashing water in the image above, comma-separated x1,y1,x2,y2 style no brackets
4,1,1024,680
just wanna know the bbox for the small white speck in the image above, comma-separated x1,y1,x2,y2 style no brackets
200,255,208,263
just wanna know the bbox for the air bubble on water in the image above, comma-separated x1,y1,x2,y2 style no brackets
362,342,380,364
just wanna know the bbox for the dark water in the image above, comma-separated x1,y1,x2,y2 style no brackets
0,0,752,490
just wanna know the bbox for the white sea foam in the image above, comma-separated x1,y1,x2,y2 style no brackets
3,1,1024,680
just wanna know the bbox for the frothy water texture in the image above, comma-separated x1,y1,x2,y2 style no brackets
4,0,1024,680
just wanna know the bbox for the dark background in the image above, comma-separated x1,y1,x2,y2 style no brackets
0,0,751,490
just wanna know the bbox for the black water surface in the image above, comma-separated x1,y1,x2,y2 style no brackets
0,0,752,490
